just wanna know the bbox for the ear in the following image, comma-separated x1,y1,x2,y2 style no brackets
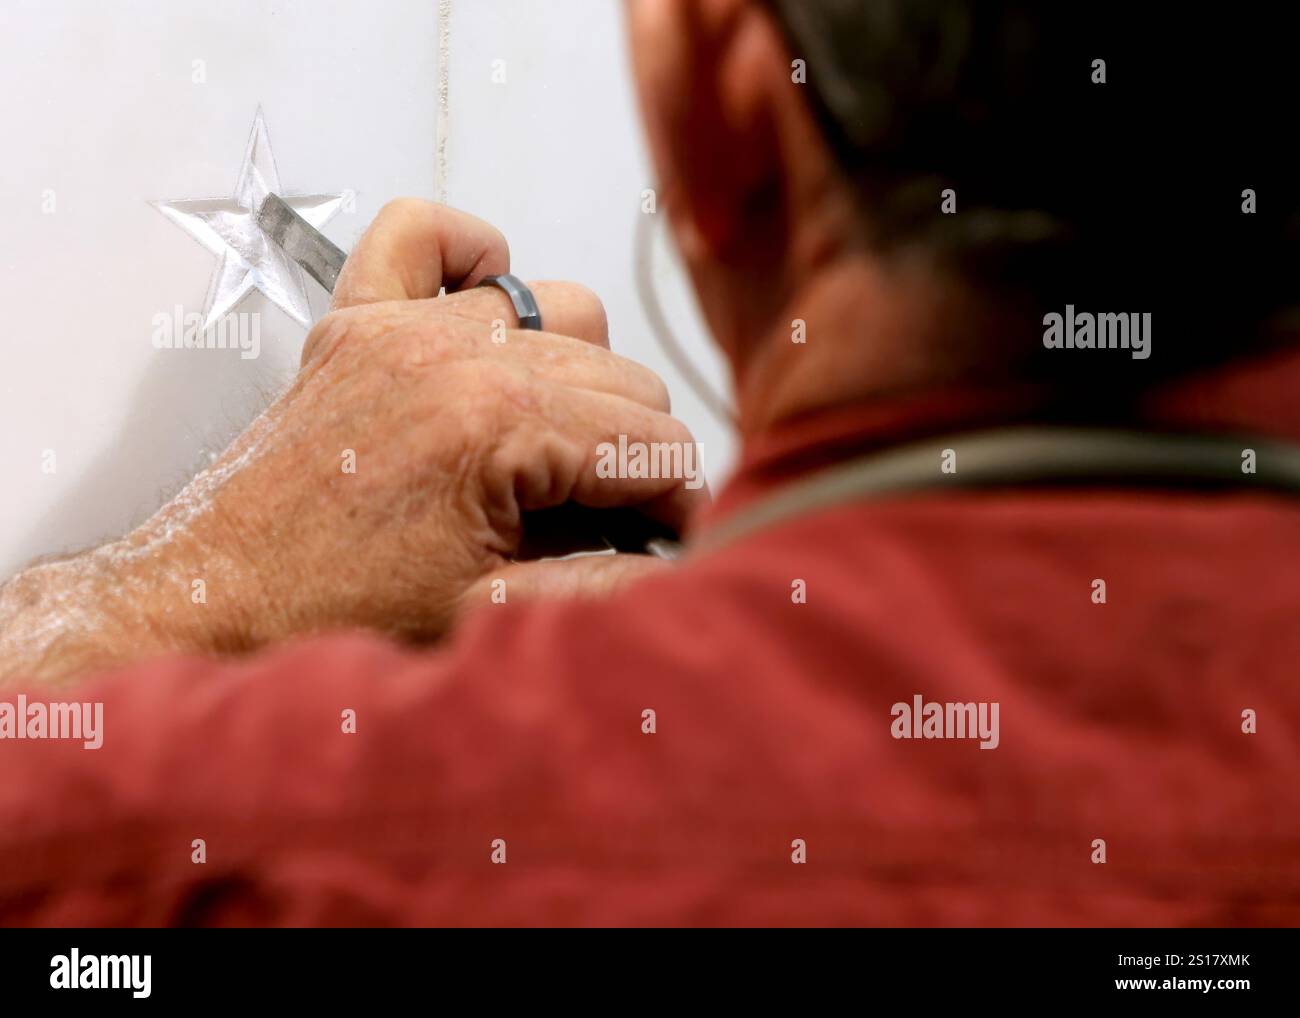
638,0,790,264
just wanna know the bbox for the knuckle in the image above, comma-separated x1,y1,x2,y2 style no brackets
562,281,608,336
567,280,606,314
530,280,607,339
445,357,532,409
490,362,539,413
607,354,670,412
302,308,360,365
483,220,510,259
376,196,438,225
638,367,672,412
399,317,470,369
662,413,697,449
442,361,538,458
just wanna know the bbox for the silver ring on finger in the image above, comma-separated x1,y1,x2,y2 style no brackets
477,273,543,331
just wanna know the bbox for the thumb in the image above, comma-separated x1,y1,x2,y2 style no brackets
457,554,670,619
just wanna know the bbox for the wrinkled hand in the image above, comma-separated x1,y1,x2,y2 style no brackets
220,199,706,640
0,200,707,684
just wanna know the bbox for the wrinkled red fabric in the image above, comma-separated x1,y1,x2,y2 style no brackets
2,347,1299,926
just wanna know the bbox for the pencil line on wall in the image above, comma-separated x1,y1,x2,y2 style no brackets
436,0,452,204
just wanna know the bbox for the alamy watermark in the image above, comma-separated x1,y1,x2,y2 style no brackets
595,435,705,490
891,694,1000,749
152,305,261,360
1043,305,1151,360
50,950,150,998
0,694,103,749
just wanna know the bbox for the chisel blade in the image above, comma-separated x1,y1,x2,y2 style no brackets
256,193,348,294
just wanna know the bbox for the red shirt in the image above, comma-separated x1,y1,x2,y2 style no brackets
2,349,1300,926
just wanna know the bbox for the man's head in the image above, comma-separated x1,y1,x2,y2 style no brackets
626,0,1300,423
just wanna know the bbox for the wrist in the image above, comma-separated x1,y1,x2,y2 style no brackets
0,549,177,688
0,503,270,687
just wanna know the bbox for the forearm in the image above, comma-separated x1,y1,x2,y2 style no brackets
0,202,700,687
0,516,251,689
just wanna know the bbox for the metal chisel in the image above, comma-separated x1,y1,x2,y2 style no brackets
256,193,349,293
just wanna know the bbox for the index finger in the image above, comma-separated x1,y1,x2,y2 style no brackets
331,199,510,309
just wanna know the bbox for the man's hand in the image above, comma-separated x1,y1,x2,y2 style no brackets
0,200,706,686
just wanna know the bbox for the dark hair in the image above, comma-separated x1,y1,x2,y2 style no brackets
764,1,1300,381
